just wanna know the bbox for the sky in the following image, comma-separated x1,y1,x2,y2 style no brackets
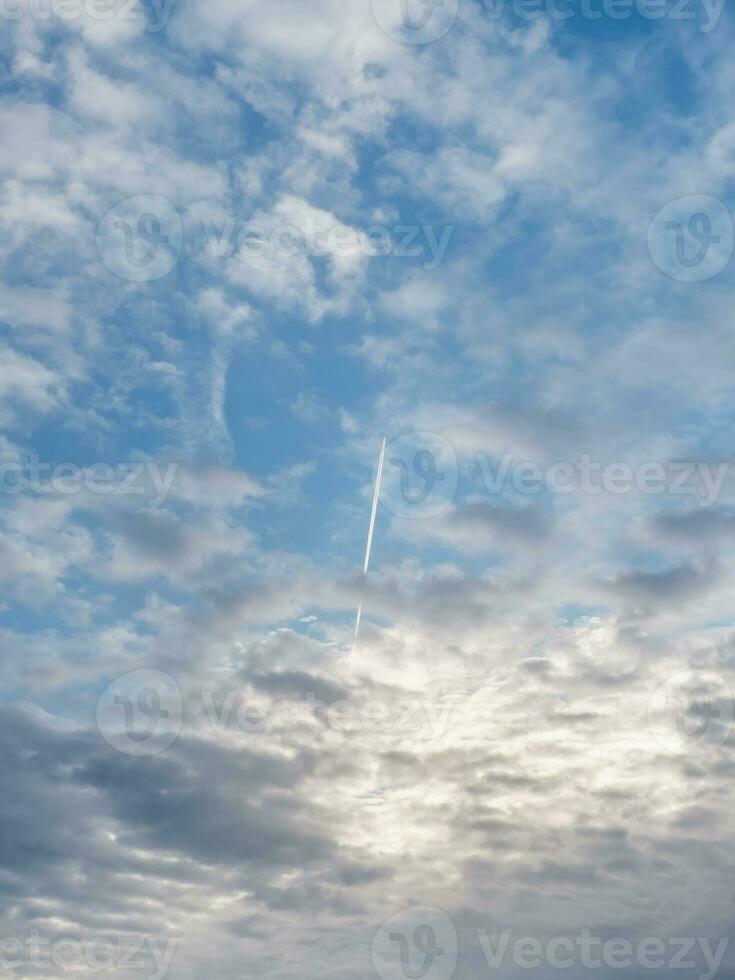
2,0,735,978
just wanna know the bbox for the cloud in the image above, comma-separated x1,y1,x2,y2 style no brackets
2,3,735,977
225,195,375,321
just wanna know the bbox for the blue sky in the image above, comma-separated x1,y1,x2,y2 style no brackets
2,1,735,978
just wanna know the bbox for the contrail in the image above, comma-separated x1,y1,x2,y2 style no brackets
354,437,387,641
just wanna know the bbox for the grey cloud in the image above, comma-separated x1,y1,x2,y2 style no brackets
605,561,717,605
653,508,735,541
246,670,347,704
107,508,188,561
448,500,553,541
77,741,333,869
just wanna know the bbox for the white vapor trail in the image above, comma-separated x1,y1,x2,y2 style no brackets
354,438,386,641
